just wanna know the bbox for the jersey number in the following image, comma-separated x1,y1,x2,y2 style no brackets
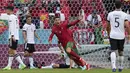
115,17,120,28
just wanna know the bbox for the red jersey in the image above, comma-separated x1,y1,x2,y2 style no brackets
49,20,80,48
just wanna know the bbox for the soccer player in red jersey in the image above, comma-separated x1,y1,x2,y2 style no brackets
48,13,90,70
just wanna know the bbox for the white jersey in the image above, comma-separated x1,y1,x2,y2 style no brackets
8,14,19,40
107,10,128,39
23,23,36,44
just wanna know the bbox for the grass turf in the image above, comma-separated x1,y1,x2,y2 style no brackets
0,69,129,73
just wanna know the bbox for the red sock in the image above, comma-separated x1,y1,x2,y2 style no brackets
69,51,80,60
73,58,81,66
71,56,80,66
70,51,85,66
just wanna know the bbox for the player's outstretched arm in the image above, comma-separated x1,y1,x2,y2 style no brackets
67,15,83,27
125,20,130,42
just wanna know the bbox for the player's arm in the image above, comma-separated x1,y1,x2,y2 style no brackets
22,31,27,43
106,21,111,37
106,13,111,37
98,15,102,27
48,30,55,44
67,15,83,28
22,26,27,43
34,31,40,40
124,20,130,41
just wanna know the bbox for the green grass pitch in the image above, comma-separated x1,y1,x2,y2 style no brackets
0,69,129,73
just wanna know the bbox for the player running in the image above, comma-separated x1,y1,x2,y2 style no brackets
3,6,26,70
106,1,130,72
22,15,40,69
48,13,90,70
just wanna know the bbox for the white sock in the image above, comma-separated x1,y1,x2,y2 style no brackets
118,56,124,69
110,52,116,69
21,56,25,61
7,57,14,67
16,56,25,65
29,57,34,67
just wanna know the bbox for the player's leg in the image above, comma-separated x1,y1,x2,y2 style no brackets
13,41,26,69
71,46,90,69
117,39,125,72
27,44,36,69
109,38,118,72
65,42,87,70
3,48,15,70
3,40,26,70
28,53,36,69
53,64,70,68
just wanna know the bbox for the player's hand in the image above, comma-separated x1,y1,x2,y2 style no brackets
38,38,42,43
38,38,40,41
49,40,52,44
78,15,83,21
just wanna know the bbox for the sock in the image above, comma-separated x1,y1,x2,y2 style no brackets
29,57,34,67
7,56,14,67
69,51,80,60
71,56,85,66
69,51,86,66
118,56,124,69
15,55,25,65
73,59,81,66
110,52,116,69
21,56,25,61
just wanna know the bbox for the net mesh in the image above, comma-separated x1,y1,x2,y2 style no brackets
0,0,130,68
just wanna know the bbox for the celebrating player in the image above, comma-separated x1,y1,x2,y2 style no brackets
41,44,75,69
22,15,40,69
48,13,90,70
106,1,130,72
3,6,26,70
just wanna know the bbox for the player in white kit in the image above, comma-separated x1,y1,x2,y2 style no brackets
22,15,40,69
3,6,26,70
106,1,130,72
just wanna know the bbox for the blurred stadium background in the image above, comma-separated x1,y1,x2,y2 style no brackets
0,0,130,69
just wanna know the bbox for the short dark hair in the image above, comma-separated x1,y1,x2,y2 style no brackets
54,13,60,19
26,15,31,20
6,6,14,11
115,0,122,9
